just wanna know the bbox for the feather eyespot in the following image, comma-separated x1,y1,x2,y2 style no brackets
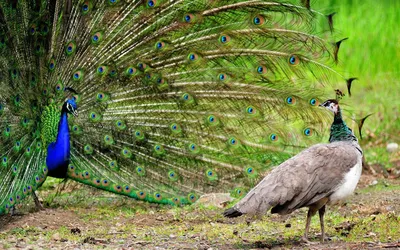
102,179,110,187
153,144,165,155
65,42,76,55
97,66,108,75
218,73,226,81
184,14,194,23
228,137,238,145
257,65,267,74
123,186,131,193
252,15,265,25
303,128,313,136
205,169,218,181
219,34,231,44
147,0,156,7
91,32,104,44
246,106,256,115
181,93,194,103
285,96,296,105
134,130,145,140
125,67,136,76
172,197,180,205
72,70,84,81
269,133,278,141
288,55,300,65
245,167,257,178
136,166,146,176
121,147,132,158
154,192,162,201
155,41,165,49
82,3,90,13
206,115,219,126
115,120,126,130
309,98,319,106
188,193,197,203
48,59,56,71
168,171,178,181
188,53,198,61
233,188,245,197
137,191,146,199
188,143,200,154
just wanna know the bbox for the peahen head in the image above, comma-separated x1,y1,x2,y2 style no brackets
319,99,339,114
319,99,358,143
63,98,78,117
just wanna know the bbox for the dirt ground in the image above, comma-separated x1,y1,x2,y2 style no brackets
0,171,399,249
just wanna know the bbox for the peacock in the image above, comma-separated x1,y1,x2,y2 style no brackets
0,0,352,215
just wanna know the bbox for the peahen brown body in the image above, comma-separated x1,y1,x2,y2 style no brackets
0,0,349,214
224,100,363,242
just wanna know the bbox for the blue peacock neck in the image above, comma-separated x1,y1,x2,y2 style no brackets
45,108,71,178
329,107,358,143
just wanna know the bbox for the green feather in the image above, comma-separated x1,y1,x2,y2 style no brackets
0,0,349,214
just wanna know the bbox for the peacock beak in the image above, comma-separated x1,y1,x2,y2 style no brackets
72,109,78,117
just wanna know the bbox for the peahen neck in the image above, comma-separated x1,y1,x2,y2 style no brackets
45,109,71,178
329,107,358,143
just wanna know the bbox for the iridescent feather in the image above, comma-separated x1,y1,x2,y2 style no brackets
0,0,348,214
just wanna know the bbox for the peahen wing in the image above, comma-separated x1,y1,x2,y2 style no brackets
0,0,347,212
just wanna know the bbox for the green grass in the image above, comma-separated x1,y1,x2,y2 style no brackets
315,0,400,140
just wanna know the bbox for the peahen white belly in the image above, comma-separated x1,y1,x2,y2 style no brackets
329,158,362,203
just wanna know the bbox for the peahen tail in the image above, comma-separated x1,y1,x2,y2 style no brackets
0,0,348,214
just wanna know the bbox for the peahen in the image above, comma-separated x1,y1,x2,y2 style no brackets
223,99,363,243
0,0,351,214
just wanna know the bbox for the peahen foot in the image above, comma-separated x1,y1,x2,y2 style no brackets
300,236,318,245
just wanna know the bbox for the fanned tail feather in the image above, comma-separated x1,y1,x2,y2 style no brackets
0,0,347,214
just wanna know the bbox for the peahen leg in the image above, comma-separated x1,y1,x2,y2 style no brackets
302,207,318,244
32,191,44,211
319,205,326,243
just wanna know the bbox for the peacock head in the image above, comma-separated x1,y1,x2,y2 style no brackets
63,98,78,117
319,99,339,114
